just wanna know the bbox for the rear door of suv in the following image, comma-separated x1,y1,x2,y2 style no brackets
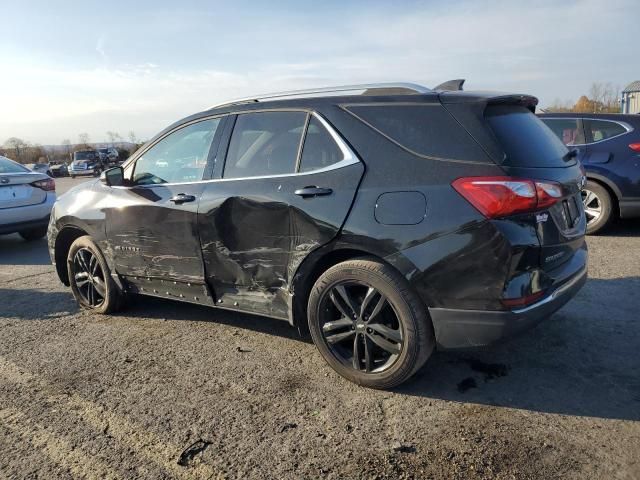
197,110,364,319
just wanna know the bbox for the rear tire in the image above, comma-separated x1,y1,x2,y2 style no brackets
71,175,76,179
307,257,434,389
583,180,614,234
19,227,47,241
67,235,125,314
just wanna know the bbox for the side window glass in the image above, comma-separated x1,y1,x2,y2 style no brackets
223,112,306,179
132,118,220,185
541,118,585,145
298,117,344,172
587,120,626,143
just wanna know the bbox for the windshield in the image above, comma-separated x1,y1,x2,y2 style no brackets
486,105,573,167
74,151,96,161
0,157,30,174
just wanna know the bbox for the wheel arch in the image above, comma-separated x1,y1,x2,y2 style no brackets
585,173,620,216
54,226,89,285
289,243,421,330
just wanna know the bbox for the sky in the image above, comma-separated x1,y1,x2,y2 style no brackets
1,0,638,145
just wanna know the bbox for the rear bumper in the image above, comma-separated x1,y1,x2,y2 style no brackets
0,214,51,234
620,198,640,219
69,168,98,176
0,193,55,234
429,264,587,350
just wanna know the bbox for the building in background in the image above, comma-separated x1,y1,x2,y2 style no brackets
621,81,640,114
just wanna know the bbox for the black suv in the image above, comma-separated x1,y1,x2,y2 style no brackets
538,113,640,233
48,82,587,388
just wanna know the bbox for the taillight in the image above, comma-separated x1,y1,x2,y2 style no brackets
535,181,563,208
31,178,55,192
629,143,640,152
452,176,562,218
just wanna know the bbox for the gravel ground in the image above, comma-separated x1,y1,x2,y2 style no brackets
0,177,639,479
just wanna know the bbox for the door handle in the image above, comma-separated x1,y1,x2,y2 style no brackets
169,193,196,204
294,186,333,198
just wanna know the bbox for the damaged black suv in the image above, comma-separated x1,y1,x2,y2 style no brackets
48,82,587,388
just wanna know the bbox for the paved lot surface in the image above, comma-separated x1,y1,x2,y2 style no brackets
1,177,639,479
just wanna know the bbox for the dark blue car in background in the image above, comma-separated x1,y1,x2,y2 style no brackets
539,113,640,233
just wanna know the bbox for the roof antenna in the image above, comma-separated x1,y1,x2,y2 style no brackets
434,79,465,91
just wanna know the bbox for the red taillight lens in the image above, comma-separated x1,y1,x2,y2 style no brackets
452,176,562,218
629,143,640,152
31,178,55,192
535,181,563,208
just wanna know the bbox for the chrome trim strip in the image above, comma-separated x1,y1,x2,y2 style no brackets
512,267,587,314
116,112,360,188
208,82,431,110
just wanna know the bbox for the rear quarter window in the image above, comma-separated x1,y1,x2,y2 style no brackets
344,104,491,162
585,119,628,143
486,106,572,167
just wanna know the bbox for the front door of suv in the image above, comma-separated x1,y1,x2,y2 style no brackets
104,117,225,287
197,110,364,319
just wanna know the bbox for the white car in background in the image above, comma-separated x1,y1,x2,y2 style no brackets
0,155,56,241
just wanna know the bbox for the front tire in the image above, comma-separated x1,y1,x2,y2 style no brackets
67,236,124,314
582,180,614,234
307,257,434,389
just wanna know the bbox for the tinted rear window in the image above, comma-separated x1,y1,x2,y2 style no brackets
0,157,29,173
345,104,490,162
486,106,572,167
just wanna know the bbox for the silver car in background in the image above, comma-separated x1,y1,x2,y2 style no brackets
0,155,56,240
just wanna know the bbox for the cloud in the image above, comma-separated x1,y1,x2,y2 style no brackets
0,0,637,144
96,35,108,64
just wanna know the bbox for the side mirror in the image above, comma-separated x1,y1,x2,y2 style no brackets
100,166,124,187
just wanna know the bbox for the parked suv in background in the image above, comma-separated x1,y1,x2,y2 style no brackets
1,155,56,240
539,113,640,233
69,150,103,178
48,82,587,388
97,147,120,166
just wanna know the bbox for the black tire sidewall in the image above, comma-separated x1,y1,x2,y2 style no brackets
307,259,433,388
67,236,119,314
584,180,613,234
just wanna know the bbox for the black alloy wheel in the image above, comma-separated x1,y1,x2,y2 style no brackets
72,247,106,307
308,257,434,389
320,281,403,373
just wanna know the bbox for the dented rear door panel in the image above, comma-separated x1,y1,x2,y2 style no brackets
197,162,364,319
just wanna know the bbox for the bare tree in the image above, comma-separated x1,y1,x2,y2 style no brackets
128,131,137,144
106,131,117,146
4,137,28,161
587,82,620,113
546,98,573,113
78,133,90,147
61,139,73,161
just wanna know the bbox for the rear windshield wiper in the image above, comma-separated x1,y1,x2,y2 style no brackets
563,148,578,161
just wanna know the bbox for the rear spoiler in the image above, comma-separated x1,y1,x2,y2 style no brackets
439,91,539,112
